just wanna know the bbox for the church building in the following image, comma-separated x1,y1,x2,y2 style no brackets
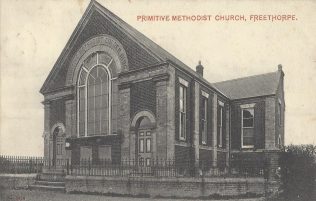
40,0,285,170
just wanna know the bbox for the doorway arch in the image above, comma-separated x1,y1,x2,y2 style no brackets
131,111,156,166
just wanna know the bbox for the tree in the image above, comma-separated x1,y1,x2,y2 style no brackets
279,144,316,200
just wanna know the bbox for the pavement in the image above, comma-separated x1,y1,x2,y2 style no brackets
0,189,266,201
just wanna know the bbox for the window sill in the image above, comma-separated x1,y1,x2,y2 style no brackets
77,134,118,138
175,141,191,147
199,145,213,150
242,145,254,149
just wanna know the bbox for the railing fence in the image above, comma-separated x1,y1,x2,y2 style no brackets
0,155,266,178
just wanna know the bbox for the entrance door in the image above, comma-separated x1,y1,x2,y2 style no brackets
138,129,152,168
52,126,64,167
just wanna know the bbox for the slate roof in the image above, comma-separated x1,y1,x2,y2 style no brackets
41,0,223,95
41,0,281,101
213,71,281,100
93,1,219,89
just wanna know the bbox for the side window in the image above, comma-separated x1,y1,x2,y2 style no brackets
241,104,255,148
178,77,189,141
201,98,207,144
200,91,209,145
278,100,282,125
179,84,187,140
217,102,224,148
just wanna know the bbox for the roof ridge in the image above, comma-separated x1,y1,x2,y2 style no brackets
93,1,195,69
93,1,229,97
213,71,278,84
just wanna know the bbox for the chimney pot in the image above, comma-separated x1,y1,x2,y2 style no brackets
278,64,282,71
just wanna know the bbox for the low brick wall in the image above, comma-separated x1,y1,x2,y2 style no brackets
66,176,266,198
0,174,36,189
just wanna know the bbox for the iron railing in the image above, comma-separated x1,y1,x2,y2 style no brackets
69,158,265,178
0,155,44,174
0,155,266,178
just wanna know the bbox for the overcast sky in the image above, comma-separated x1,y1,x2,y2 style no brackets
1,0,315,156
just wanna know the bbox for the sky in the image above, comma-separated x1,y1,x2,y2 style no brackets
0,0,316,156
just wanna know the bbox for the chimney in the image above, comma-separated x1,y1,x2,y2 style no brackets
278,64,282,71
196,61,204,77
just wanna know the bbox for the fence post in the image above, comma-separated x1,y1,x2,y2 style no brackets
14,156,17,174
67,159,69,175
88,158,91,176
36,158,38,174
29,158,32,173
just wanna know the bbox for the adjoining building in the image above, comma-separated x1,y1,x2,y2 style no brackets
40,0,285,172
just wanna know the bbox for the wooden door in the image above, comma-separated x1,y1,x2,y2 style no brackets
138,129,152,168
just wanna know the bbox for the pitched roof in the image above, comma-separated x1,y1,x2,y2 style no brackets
213,71,281,100
41,0,223,95
92,1,223,92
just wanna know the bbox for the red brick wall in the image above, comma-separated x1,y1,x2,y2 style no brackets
49,99,65,128
130,80,156,118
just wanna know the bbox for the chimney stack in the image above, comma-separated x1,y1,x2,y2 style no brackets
278,64,282,71
196,61,204,77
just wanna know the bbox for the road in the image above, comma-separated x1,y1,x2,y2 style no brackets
0,189,265,201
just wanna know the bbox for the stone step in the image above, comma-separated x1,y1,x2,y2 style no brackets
38,173,66,182
42,168,66,174
35,180,65,187
29,184,65,192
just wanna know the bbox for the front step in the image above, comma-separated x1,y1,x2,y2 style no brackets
30,177,66,192
38,172,66,182
42,168,65,174
31,169,66,192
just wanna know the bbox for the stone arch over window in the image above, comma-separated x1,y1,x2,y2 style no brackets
66,34,128,86
67,35,128,137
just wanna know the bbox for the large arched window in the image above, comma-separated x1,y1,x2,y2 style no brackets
77,52,114,137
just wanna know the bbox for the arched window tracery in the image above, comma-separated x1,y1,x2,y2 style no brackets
77,52,114,137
